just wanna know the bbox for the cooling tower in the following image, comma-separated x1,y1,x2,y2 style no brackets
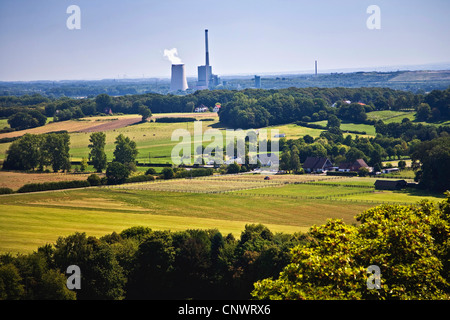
170,64,188,91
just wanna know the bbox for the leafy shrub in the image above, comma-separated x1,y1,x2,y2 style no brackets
17,180,90,193
87,174,102,186
0,187,14,194
145,168,157,175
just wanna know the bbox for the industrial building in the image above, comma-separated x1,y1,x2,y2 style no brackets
197,29,220,89
170,64,188,92
254,75,261,88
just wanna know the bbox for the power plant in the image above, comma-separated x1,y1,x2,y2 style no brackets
197,29,219,89
167,29,220,92
170,64,188,91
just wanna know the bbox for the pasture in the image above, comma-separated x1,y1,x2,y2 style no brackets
0,173,445,254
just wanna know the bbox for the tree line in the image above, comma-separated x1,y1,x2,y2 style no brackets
1,87,449,132
1,195,449,300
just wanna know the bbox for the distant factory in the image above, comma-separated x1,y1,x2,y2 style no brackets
170,64,188,91
168,29,221,92
197,29,220,90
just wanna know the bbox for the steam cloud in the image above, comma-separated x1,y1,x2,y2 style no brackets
164,48,182,64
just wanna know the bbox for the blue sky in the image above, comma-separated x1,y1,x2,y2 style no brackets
0,0,449,81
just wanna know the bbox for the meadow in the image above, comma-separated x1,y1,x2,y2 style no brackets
0,172,445,254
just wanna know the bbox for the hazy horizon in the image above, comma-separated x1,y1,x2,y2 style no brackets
1,0,449,81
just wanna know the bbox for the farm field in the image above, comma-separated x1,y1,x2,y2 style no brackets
0,173,445,254
0,113,222,162
366,110,416,123
311,120,376,136
0,171,103,191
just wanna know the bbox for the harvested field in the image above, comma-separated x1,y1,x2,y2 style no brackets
202,173,344,183
0,171,103,191
77,116,142,133
0,115,142,139
108,178,284,193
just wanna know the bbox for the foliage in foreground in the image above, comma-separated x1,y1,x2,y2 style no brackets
1,194,449,300
252,193,450,300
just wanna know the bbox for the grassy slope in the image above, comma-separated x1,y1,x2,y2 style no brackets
0,174,445,254
0,186,373,253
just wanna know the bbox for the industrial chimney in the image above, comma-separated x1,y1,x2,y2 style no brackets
170,64,188,91
205,29,210,66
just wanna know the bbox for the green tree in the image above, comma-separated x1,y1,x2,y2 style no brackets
252,196,450,300
42,133,71,172
161,167,174,180
38,269,77,300
87,173,102,186
2,134,42,171
227,162,241,174
106,161,130,185
95,94,113,114
358,167,369,177
113,134,138,165
138,105,152,122
127,231,175,299
8,110,47,130
327,114,341,129
411,136,450,192
80,157,88,172
88,132,107,173
0,264,25,300
416,103,432,121
280,150,291,172
290,146,301,173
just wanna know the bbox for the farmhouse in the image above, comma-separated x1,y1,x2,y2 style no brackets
302,157,333,173
338,159,371,172
195,105,209,112
374,179,407,190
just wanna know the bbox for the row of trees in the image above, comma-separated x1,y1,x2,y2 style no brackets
2,195,449,300
2,87,448,131
0,224,309,300
2,132,70,172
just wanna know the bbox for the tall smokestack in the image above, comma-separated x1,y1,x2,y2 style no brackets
315,60,318,76
205,29,210,66
170,64,188,91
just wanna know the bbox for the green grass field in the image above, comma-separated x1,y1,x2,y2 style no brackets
0,174,445,254
366,110,416,123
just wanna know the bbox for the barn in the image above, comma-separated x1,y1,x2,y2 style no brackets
374,179,407,190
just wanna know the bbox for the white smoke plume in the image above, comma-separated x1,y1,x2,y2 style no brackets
164,48,182,64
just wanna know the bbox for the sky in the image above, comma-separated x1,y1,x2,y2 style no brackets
0,0,449,81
